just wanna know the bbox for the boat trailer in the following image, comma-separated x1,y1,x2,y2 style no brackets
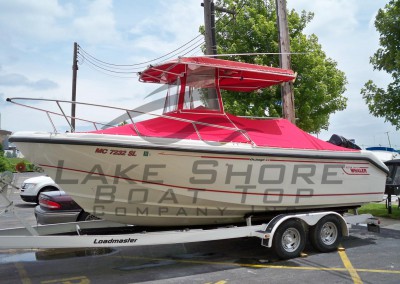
0,172,380,260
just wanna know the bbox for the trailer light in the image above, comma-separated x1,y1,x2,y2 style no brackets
39,198,62,209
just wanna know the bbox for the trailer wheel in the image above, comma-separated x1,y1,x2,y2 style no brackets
272,219,306,260
309,215,342,252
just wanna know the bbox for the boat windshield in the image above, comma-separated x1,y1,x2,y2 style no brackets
163,64,222,114
164,79,180,113
182,86,220,112
184,64,220,112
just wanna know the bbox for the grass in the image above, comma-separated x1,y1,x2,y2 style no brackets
357,202,400,220
7,158,27,164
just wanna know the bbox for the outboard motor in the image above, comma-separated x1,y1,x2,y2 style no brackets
327,134,361,150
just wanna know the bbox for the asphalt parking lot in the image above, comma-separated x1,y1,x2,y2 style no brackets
0,173,400,284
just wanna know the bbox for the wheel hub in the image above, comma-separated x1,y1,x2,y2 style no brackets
282,228,301,252
320,222,338,245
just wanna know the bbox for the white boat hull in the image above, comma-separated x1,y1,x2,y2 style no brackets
12,132,388,226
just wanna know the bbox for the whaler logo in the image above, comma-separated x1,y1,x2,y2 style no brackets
350,168,367,174
343,166,369,175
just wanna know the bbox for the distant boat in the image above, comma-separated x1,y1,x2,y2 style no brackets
366,147,400,162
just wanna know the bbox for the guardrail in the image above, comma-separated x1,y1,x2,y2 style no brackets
7,97,257,146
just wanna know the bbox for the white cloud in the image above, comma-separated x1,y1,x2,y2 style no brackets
302,0,358,36
0,73,58,90
0,0,122,47
73,0,120,44
0,0,71,42
127,0,203,56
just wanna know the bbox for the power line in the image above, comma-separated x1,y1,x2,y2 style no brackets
78,53,137,74
76,2,247,77
78,34,204,69
77,54,139,79
78,36,205,78
181,40,205,57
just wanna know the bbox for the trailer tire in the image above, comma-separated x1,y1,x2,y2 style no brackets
309,215,342,252
272,219,306,260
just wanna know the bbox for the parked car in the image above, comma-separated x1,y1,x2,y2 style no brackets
20,175,61,203
35,191,99,225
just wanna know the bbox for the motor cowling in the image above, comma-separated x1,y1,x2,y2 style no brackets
327,134,361,150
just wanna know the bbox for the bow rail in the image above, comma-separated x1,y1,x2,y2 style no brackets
7,97,257,146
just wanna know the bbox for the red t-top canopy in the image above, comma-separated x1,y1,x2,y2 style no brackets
93,112,356,152
139,57,296,92
92,57,352,151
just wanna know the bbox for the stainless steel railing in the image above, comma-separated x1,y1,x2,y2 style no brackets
7,97,257,146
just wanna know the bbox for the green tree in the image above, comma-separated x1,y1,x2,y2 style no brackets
206,0,347,133
0,144,12,172
361,0,400,129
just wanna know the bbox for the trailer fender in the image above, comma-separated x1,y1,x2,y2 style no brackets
261,212,349,248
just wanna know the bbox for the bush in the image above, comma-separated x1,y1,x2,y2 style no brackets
0,156,12,172
0,144,13,172
13,160,34,172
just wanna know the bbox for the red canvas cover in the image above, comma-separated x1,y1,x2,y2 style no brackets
139,57,296,91
96,58,352,151
93,112,355,152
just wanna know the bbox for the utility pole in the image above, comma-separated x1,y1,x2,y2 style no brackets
202,1,235,109
202,0,218,109
202,0,235,56
71,42,78,132
203,0,216,56
275,0,295,124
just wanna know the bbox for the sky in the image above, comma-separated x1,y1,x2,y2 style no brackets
0,0,397,149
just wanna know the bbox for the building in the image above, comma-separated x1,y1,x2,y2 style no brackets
0,129,12,150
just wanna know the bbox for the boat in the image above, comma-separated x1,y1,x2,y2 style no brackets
365,146,400,162
8,57,388,226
